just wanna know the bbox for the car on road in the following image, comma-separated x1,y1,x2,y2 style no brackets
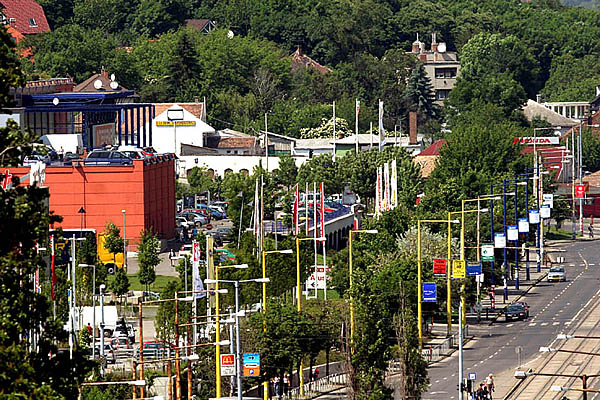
137,340,176,359
111,335,132,350
181,212,209,227
84,150,133,165
514,301,530,318
548,266,566,282
505,304,528,321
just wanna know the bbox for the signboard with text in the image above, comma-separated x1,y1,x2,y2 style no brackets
423,282,437,302
507,225,518,241
467,262,482,276
543,194,554,208
540,204,551,219
512,137,560,145
494,233,506,248
220,354,236,377
518,218,529,233
433,259,447,275
529,210,540,224
452,260,466,279
243,353,260,377
481,244,494,261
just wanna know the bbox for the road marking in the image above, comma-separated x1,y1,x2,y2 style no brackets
541,322,548,326
507,324,513,327
553,322,560,326
529,323,537,326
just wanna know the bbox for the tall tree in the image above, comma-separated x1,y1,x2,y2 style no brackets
403,63,440,122
137,229,160,292
103,221,124,266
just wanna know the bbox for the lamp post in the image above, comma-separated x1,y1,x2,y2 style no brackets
167,108,184,157
205,278,270,400
213,263,249,398
261,249,293,400
348,230,378,346
295,236,325,395
122,210,127,273
79,264,95,359
99,284,106,377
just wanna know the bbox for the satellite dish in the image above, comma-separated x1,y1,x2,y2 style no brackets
110,81,119,90
93,79,103,90
110,73,116,81
227,30,234,39
438,42,447,53
52,97,59,106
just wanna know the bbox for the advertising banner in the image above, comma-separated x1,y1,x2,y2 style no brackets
518,218,530,233
192,240,205,298
433,259,447,275
220,354,236,377
423,282,437,302
507,225,518,241
452,260,466,279
494,232,506,248
243,353,260,377
576,184,586,199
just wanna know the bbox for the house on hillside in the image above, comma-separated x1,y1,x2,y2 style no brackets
522,99,578,135
74,68,131,94
185,19,216,34
0,0,50,43
413,139,446,178
290,46,332,74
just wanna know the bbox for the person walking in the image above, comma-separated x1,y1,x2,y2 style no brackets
484,374,494,399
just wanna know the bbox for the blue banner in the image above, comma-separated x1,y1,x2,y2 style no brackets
423,282,437,302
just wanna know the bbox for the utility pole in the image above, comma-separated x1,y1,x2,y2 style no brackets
458,302,464,400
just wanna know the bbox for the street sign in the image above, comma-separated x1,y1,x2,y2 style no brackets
466,262,482,276
529,210,540,224
576,184,586,199
433,259,447,275
542,193,554,208
540,204,551,219
476,273,485,283
518,218,529,233
423,282,437,302
243,353,260,377
220,354,236,377
468,372,477,381
452,260,466,279
481,244,494,261
494,233,506,248
507,225,518,241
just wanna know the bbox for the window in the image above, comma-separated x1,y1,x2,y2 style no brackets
434,68,457,79
436,90,450,100
29,18,37,27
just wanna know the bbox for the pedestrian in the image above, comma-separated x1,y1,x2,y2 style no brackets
314,367,319,380
58,146,64,160
589,224,594,238
274,376,280,397
87,322,92,336
484,374,494,399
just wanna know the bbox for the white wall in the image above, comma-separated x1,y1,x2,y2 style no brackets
178,155,308,178
41,134,83,154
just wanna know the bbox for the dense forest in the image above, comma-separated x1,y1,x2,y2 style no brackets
20,0,600,137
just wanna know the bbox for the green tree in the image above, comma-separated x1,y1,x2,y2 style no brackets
403,63,440,122
0,25,94,397
582,128,600,173
187,165,215,195
110,269,130,302
300,116,351,139
165,28,202,101
297,153,344,194
273,154,298,189
137,229,160,292
103,221,124,266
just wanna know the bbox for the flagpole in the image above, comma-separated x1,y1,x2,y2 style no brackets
321,182,327,300
370,122,373,150
313,182,318,299
355,99,359,154
332,101,336,162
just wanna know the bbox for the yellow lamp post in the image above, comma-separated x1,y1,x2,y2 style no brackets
261,249,293,400
348,229,378,346
214,263,249,399
295,236,325,396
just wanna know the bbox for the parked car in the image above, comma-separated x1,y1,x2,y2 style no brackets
548,266,566,282
137,340,176,359
85,150,133,165
180,208,211,222
180,212,209,226
505,304,528,321
117,145,154,159
111,335,132,350
176,217,192,229
94,342,116,364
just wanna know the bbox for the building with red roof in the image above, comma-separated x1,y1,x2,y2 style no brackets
1,0,50,43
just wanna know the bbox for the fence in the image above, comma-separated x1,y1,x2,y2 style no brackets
419,326,469,364
283,373,347,399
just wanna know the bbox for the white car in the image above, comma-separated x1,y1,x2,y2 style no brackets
176,217,191,229
548,266,566,282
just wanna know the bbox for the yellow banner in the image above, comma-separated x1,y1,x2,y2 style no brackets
156,120,196,126
452,260,466,279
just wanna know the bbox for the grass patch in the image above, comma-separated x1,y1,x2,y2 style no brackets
545,226,576,240
107,274,179,294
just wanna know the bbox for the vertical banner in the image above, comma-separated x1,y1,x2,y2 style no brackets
355,99,360,153
332,101,336,162
35,268,41,294
384,162,390,211
391,159,398,209
206,236,216,308
378,100,386,151
50,234,56,301
305,183,309,235
377,167,383,216
192,240,205,298
375,168,381,216
253,179,259,239
293,184,299,236
319,183,325,239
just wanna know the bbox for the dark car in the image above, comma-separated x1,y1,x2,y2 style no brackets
137,340,176,359
85,150,133,165
514,301,530,318
505,304,528,321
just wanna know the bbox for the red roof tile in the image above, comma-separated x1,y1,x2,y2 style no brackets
1,0,50,35
418,139,447,156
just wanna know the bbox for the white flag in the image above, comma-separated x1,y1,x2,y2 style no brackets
391,159,398,209
378,100,386,151
192,240,206,298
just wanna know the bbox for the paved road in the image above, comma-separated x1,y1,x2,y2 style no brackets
423,239,600,399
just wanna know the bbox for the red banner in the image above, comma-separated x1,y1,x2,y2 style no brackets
576,184,586,199
50,235,56,300
320,183,325,239
433,259,447,275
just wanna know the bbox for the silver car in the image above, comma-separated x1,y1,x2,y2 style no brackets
548,266,566,282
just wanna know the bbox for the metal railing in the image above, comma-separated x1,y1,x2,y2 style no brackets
419,327,469,364
283,372,347,399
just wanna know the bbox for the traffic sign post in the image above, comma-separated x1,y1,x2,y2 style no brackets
242,353,260,377
423,282,437,302
433,259,447,275
452,260,466,279
481,244,494,261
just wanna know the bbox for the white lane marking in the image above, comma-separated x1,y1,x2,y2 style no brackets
541,322,548,326
529,323,537,326
553,322,560,326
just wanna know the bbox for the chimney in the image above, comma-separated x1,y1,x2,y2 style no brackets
409,111,418,145
431,33,438,52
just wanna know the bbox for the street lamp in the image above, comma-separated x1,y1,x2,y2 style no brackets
348,230,378,347
205,278,269,400
261,249,293,400
79,263,96,359
122,210,127,273
295,236,325,396
213,263,249,399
